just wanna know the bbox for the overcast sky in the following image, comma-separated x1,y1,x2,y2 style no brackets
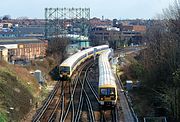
0,0,174,19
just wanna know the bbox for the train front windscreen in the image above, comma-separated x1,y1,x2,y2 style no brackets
100,88,115,95
60,66,70,75
100,88,116,100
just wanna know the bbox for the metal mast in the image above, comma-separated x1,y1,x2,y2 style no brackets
45,8,90,38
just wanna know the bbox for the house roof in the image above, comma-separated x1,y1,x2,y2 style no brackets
0,38,46,45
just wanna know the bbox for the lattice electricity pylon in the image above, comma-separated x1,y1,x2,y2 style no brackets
45,8,90,38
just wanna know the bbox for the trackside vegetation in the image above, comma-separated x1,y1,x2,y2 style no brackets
0,61,40,121
125,1,180,121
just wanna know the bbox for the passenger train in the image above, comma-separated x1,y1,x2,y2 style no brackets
59,45,109,80
98,49,117,106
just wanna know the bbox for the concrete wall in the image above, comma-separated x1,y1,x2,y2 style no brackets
0,48,8,61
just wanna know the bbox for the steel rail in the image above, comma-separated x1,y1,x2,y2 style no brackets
62,60,90,121
62,76,79,121
86,74,99,102
48,90,64,122
59,89,65,122
32,82,60,122
74,62,93,122
83,86,95,122
100,110,107,122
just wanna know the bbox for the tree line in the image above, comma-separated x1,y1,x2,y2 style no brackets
133,0,180,121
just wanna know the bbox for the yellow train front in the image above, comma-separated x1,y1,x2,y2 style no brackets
59,65,71,81
98,85,117,106
98,49,117,107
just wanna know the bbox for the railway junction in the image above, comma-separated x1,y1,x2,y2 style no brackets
32,45,139,122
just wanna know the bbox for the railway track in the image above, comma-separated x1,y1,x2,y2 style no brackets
62,76,78,121
33,58,119,122
32,82,61,122
63,73,84,122
100,107,118,122
71,61,94,122
48,89,63,122
81,61,119,122
61,59,95,121
62,59,100,122
79,63,96,122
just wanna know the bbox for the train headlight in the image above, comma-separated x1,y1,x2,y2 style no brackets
100,101,104,105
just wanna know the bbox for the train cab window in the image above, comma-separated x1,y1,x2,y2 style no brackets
107,89,112,95
60,66,70,74
101,89,107,95
101,88,115,96
107,88,115,95
109,88,115,95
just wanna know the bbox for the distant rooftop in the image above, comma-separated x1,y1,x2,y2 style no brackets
0,38,46,45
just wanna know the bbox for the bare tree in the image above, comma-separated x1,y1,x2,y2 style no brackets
47,37,70,64
2,15,11,20
137,0,180,120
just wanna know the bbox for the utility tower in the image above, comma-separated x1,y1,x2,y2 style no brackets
45,8,90,38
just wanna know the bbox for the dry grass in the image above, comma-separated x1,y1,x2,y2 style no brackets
0,56,59,121
0,61,40,121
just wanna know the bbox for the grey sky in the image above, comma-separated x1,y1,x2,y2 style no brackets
1,0,174,19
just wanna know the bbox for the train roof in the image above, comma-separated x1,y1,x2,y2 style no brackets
60,45,109,68
99,49,116,87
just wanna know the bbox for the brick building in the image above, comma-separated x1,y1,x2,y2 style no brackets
90,26,121,49
90,18,112,27
0,38,48,62
122,25,146,32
